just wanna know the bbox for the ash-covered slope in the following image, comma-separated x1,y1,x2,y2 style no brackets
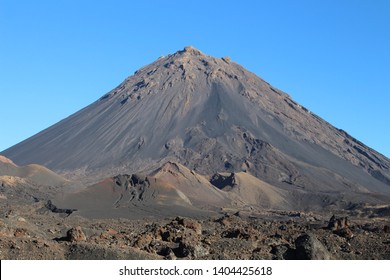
0,155,67,187
0,154,74,206
3,47,390,204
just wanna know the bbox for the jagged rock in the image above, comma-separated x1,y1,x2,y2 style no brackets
294,233,331,260
130,174,145,185
133,232,154,249
176,217,202,235
328,215,349,231
216,214,242,227
66,226,86,242
328,215,354,238
99,228,118,239
210,173,236,190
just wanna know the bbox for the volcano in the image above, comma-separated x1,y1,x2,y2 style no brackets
2,46,390,210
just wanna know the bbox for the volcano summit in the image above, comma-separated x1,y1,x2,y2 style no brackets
2,46,390,211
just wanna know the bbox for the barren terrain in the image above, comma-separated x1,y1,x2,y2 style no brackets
1,47,389,259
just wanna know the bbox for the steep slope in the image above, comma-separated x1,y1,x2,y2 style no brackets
2,47,390,207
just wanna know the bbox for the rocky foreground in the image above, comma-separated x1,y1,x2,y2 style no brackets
1,201,389,260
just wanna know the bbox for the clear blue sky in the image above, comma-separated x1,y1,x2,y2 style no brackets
1,0,389,158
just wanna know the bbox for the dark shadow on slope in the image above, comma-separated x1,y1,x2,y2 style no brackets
210,173,236,190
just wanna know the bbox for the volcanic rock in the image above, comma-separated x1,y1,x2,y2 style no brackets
65,226,87,242
328,215,350,231
294,233,332,260
176,217,202,235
